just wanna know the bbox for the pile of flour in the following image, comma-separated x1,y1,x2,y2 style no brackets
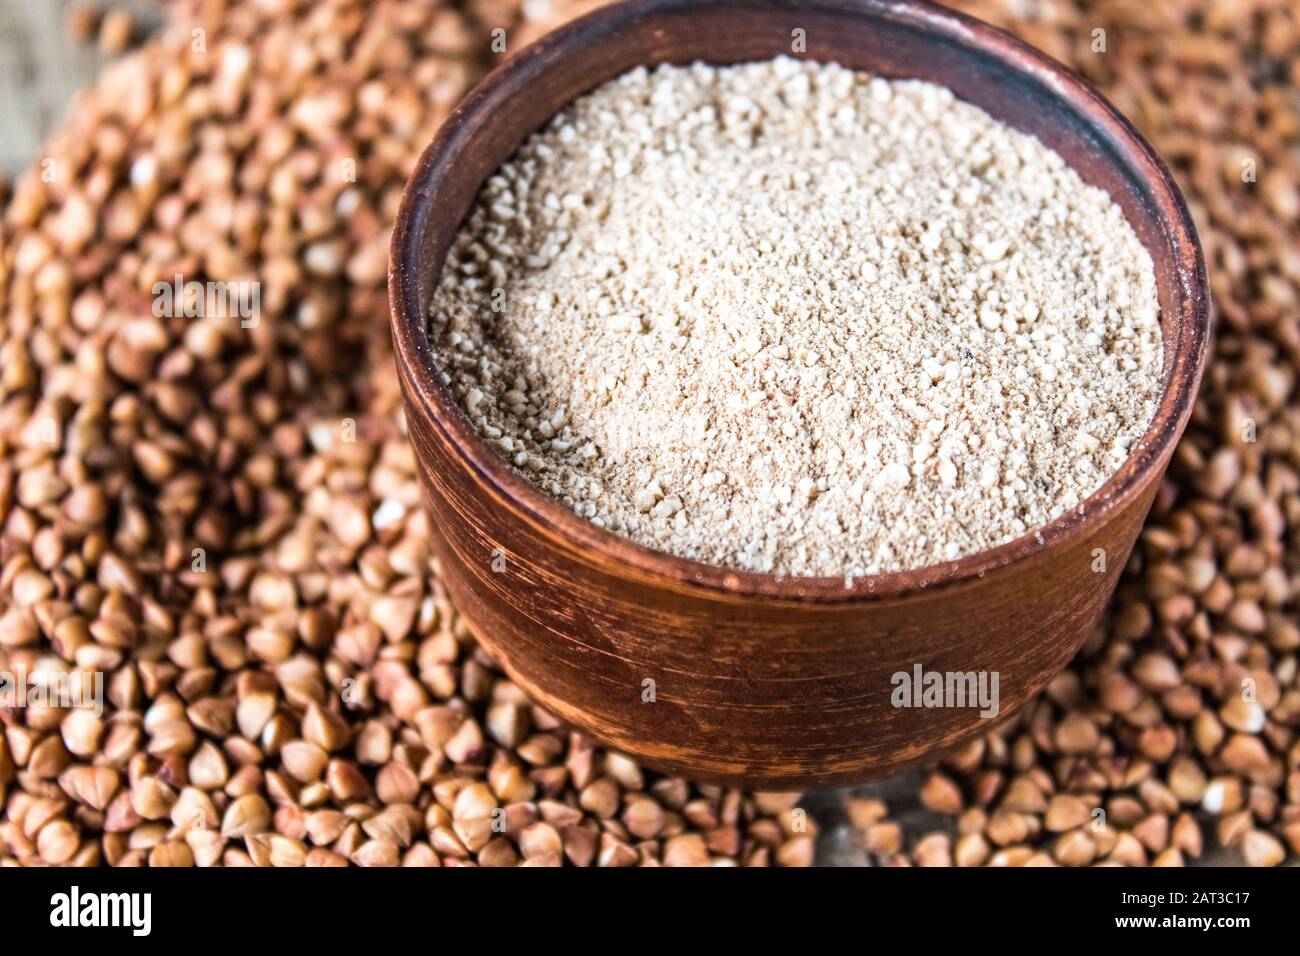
429,57,1163,576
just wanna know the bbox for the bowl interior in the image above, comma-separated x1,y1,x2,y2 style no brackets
390,0,1210,600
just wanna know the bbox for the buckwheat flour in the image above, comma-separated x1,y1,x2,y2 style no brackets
428,57,1164,576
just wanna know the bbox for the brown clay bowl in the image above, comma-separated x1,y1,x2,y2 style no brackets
389,0,1210,789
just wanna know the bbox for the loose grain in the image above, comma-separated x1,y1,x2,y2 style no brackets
2,0,1296,870
430,57,1164,575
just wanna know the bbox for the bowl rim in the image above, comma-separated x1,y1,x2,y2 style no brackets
388,0,1211,604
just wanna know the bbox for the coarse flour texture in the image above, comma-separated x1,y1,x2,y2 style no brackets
429,58,1164,577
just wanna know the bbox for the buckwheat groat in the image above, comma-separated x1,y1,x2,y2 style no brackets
429,57,1163,576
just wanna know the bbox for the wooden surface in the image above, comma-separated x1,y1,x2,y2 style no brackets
390,0,1211,788
0,0,159,177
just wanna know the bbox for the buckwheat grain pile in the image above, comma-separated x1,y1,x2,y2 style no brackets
4,0,1296,870
430,57,1164,576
